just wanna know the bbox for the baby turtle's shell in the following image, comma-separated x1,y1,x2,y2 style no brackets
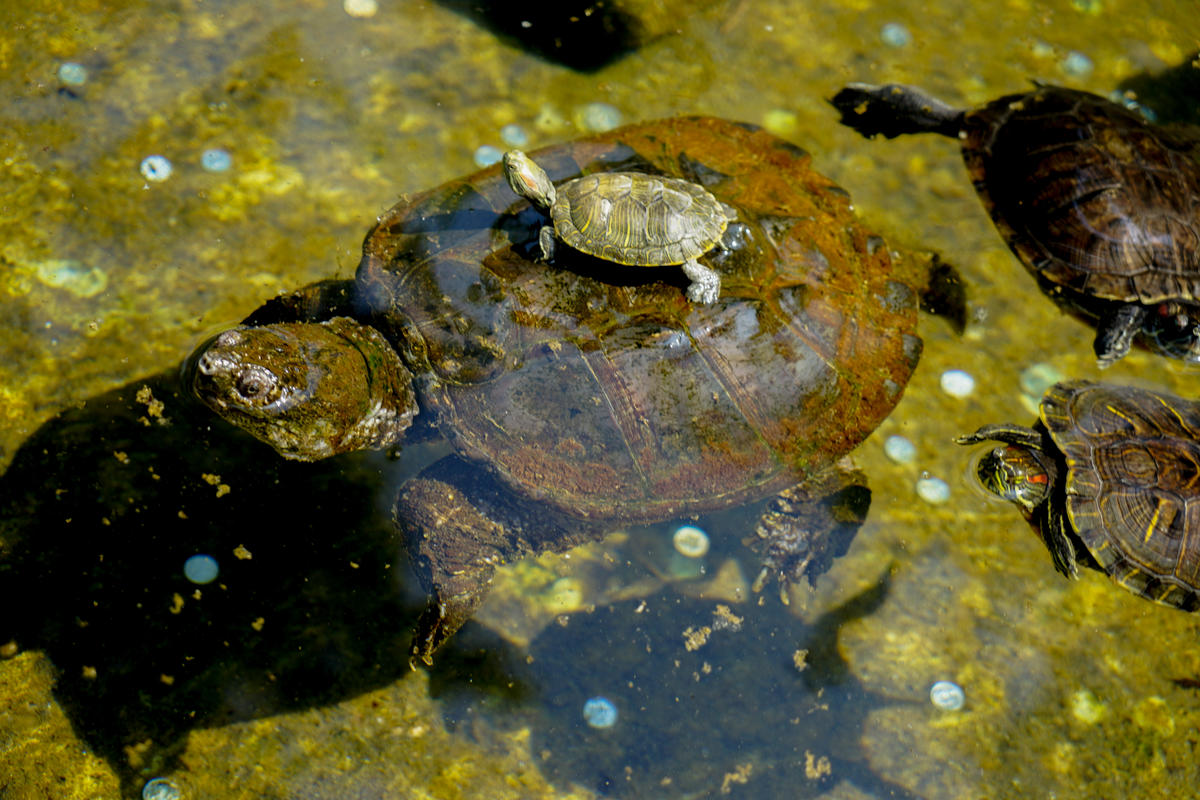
553,170,730,266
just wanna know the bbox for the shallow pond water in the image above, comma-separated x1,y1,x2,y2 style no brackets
2,1,1200,798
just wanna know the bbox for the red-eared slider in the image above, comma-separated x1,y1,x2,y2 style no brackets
502,149,738,303
832,83,1200,366
189,117,922,663
957,380,1200,609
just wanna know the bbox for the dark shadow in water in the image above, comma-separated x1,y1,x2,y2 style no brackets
0,370,458,794
433,0,644,72
430,572,924,799
1117,50,1200,127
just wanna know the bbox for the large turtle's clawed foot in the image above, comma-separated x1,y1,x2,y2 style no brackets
410,573,492,666
1093,303,1146,368
748,465,871,602
395,455,602,665
393,461,510,666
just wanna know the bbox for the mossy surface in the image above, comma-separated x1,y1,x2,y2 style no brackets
2,1,1200,798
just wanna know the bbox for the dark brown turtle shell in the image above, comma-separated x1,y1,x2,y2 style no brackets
832,81,1200,363
1042,381,1200,609
964,88,1200,335
355,116,921,520
961,86,1200,309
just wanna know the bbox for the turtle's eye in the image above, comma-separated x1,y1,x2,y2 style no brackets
234,365,277,403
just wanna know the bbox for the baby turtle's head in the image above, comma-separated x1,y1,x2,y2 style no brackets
188,317,417,460
502,149,557,210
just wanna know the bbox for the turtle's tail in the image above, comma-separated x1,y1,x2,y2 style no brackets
830,83,965,140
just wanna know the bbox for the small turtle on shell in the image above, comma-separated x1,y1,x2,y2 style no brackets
502,148,739,303
958,380,1200,610
832,82,1200,366
189,117,923,663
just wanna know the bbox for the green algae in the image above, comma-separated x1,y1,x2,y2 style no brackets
1,0,1200,798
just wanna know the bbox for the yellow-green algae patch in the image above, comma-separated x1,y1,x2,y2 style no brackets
175,671,584,800
2,0,1200,797
0,652,121,798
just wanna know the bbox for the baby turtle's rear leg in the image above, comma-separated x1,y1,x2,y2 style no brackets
682,259,721,304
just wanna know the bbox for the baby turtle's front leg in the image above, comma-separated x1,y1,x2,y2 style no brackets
748,461,870,603
538,225,557,261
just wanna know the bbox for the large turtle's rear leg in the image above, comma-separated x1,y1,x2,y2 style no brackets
395,455,601,665
749,461,871,603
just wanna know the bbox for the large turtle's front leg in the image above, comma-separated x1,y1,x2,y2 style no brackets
395,455,601,665
748,461,871,603
1093,303,1147,368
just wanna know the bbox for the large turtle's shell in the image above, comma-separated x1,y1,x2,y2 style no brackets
356,117,921,521
1041,381,1200,610
960,86,1200,305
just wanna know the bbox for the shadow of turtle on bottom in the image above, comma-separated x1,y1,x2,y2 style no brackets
429,575,923,799
433,0,712,72
0,372,442,793
1118,50,1200,128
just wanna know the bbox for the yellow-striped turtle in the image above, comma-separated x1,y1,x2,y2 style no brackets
832,83,1200,367
502,148,738,303
957,380,1200,609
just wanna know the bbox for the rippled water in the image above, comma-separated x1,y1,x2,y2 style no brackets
2,1,1199,798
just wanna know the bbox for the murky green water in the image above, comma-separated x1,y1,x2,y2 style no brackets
2,1,1200,798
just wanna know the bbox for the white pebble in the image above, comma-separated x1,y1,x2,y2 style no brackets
582,696,618,728
1019,362,1063,398
142,777,182,800
916,474,951,504
201,148,232,172
883,434,916,464
940,369,976,398
343,0,378,17
473,145,503,168
672,525,710,558
140,155,173,182
500,124,529,147
184,554,219,585
1061,51,1094,77
930,680,965,710
58,62,89,86
577,102,622,132
880,23,912,47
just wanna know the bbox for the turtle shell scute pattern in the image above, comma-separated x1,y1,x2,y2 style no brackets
552,172,730,266
1042,381,1200,610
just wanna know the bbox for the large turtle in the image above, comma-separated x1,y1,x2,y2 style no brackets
188,117,923,663
957,380,1200,610
832,82,1200,366
501,148,738,303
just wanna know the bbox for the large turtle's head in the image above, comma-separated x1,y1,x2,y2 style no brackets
975,444,1051,512
502,149,557,210
188,317,417,461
